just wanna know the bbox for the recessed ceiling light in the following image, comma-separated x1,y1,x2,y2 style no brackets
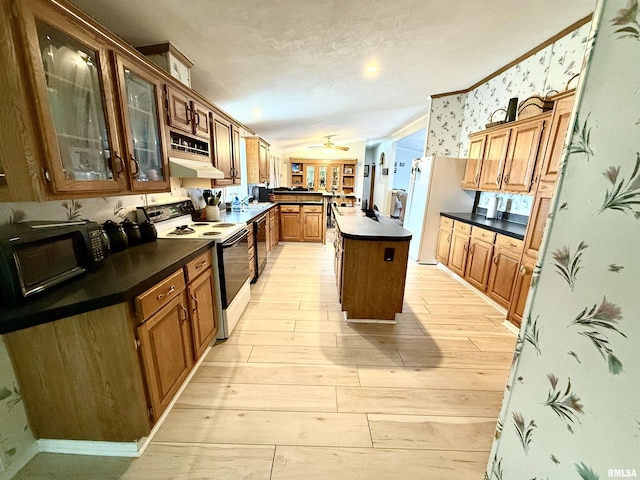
365,61,380,78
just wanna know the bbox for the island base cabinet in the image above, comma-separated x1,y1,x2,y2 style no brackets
137,291,194,423
341,238,409,321
4,303,150,441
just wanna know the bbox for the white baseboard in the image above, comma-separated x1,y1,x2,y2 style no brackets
342,311,397,324
37,439,139,457
435,263,508,314
0,442,40,479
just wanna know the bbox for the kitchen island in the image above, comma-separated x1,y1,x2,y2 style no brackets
333,206,412,322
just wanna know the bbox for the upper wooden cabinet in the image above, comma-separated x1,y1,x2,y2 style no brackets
1,0,255,200
14,0,127,195
478,129,511,190
212,117,242,186
462,135,486,189
523,181,553,259
537,92,575,186
463,99,575,194
165,85,211,140
246,136,270,184
502,115,550,192
113,53,170,190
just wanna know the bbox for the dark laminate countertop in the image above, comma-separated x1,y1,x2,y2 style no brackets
333,206,412,241
194,203,278,224
440,212,527,240
0,238,214,335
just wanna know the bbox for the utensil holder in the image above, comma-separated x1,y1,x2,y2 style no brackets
205,205,220,221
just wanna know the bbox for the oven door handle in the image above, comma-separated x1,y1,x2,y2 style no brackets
221,228,249,248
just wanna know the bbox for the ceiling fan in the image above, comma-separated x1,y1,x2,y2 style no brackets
307,135,350,152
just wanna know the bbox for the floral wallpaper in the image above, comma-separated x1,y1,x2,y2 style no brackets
487,0,640,478
459,21,592,157
425,93,467,157
0,338,35,479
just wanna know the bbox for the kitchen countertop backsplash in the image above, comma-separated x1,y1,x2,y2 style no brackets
0,179,246,225
475,191,534,224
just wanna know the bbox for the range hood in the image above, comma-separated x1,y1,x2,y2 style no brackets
169,157,224,179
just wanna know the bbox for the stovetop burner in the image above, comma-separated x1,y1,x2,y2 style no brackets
211,223,237,228
169,225,196,235
202,231,222,236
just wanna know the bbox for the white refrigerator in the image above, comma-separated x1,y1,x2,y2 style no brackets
403,156,475,264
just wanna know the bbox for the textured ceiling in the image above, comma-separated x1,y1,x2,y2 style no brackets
70,0,594,151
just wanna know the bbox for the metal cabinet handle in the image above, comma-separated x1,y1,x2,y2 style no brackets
130,154,140,176
520,265,532,276
503,173,510,185
157,285,175,300
496,173,502,186
195,260,207,269
180,304,189,322
475,173,479,184
110,152,125,176
191,295,198,312
193,111,200,127
493,255,499,265
185,104,192,124
447,233,451,243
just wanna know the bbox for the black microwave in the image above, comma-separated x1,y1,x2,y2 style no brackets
0,221,107,306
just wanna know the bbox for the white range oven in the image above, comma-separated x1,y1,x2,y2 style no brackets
137,200,250,339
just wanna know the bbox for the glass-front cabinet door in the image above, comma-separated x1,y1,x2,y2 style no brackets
318,166,327,191
330,166,340,192
114,54,169,191
21,0,125,194
305,165,316,190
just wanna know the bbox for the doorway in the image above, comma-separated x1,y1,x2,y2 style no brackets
367,164,376,209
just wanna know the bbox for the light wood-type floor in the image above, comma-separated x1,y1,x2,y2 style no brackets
16,237,516,479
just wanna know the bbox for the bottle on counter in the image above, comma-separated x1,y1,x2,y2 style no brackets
232,196,241,212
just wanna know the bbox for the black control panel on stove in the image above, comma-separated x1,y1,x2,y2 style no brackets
137,200,196,224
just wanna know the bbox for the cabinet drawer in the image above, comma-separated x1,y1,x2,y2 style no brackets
495,234,523,254
136,269,186,320
184,250,213,282
281,205,300,213
440,216,454,229
471,226,496,243
302,205,323,213
453,221,471,235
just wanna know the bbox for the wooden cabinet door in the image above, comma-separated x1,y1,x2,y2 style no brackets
166,85,192,134
502,116,549,193
436,226,452,265
17,0,126,194
259,143,269,183
191,100,210,139
231,126,241,184
523,182,553,258
113,53,169,192
465,239,494,291
280,212,301,241
487,240,522,309
213,118,233,186
478,129,511,190
273,207,280,245
538,93,574,185
448,229,469,277
436,216,454,265
302,211,323,242
508,255,535,327
463,135,486,189
137,291,193,421
187,268,217,360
